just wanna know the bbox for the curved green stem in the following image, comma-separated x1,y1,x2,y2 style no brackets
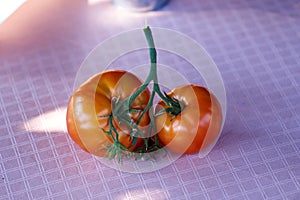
142,26,183,112
109,114,119,142
153,83,169,104
127,26,182,111
136,89,155,125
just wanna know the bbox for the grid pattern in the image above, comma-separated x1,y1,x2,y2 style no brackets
1,0,300,199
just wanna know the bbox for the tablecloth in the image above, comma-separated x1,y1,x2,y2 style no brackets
0,0,299,199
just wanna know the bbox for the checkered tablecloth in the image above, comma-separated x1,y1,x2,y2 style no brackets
1,0,299,199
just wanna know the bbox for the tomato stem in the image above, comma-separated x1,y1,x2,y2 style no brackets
143,26,184,114
106,26,184,161
127,26,183,113
136,89,155,125
128,26,167,106
109,114,118,141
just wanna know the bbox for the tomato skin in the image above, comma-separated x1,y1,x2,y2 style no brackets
156,85,222,154
66,70,150,156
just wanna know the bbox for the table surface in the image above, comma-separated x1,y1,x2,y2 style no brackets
1,0,300,199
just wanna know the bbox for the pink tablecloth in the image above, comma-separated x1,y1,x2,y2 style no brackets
1,0,300,199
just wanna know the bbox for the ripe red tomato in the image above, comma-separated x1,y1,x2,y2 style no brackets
156,84,223,154
66,70,150,157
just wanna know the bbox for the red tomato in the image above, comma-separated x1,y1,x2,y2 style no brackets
66,70,150,157
156,84,222,154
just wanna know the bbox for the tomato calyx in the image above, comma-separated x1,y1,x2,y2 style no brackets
111,97,144,137
163,92,185,116
103,141,129,163
99,112,140,160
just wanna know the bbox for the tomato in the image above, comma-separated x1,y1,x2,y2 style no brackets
156,84,222,154
66,70,150,157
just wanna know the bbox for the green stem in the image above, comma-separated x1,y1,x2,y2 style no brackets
127,27,157,107
128,26,180,108
116,25,183,131
153,83,170,105
105,26,185,161
143,26,157,66
143,26,159,86
109,115,119,142
142,26,182,111
136,89,155,125
128,83,149,106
